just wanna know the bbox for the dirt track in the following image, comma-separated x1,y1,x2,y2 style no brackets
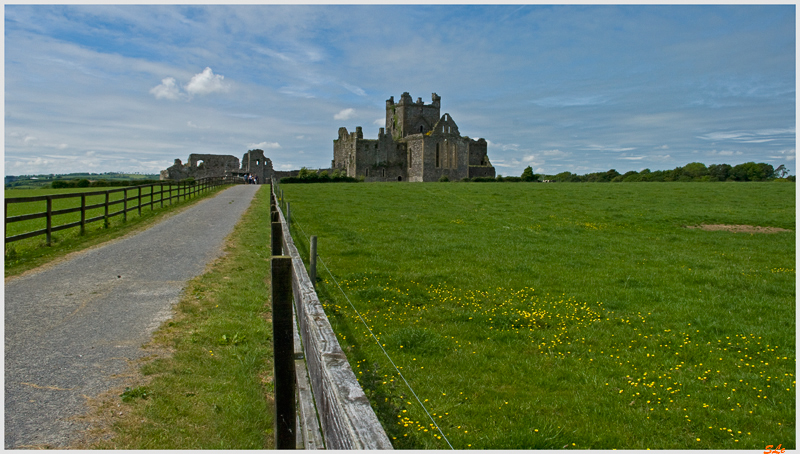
4,184,260,449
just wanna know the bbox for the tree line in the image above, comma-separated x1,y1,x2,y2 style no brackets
520,162,793,183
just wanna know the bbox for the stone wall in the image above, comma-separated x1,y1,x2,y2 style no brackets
160,149,274,184
332,92,495,182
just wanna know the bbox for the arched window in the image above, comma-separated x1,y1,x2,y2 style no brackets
436,144,440,168
420,125,424,133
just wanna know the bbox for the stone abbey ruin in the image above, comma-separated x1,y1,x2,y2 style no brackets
160,92,495,183
333,92,495,182
160,149,273,183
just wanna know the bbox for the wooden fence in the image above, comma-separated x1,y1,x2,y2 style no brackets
5,176,240,246
270,183,393,450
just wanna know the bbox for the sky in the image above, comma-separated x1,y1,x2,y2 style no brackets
4,4,796,177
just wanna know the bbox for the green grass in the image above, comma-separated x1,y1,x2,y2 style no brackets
4,185,225,277
88,186,275,449
279,181,795,450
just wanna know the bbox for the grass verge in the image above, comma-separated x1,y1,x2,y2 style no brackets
74,185,275,449
4,185,231,277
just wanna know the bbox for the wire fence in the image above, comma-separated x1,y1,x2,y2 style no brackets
278,192,454,450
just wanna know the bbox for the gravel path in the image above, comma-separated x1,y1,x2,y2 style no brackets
4,184,261,449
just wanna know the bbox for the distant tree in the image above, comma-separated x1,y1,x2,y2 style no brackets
731,162,769,181
521,166,536,182
622,170,642,182
708,164,732,181
758,163,776,180
77,179,90,187
681,162,709,180
775,164,789,178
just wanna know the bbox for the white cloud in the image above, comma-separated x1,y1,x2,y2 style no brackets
187,121,211,129
521,155,544,166
150,77,182,100
151,68,229,101
23,135,37,146
709,149,743,156
373,118,384,126
342,83,366,97
186,67,230,96
249,141,281,149
334,108,355,121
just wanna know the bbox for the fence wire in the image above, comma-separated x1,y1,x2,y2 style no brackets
277,194,455,450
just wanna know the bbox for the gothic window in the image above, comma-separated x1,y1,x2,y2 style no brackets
420,125,424,133
436,144,440,168
366,168,369,177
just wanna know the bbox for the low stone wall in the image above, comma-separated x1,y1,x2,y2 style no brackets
468,165,496,179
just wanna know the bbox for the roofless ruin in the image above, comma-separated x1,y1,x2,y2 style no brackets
159,92,495,183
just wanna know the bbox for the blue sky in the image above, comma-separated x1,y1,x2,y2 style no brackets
4,4,796,177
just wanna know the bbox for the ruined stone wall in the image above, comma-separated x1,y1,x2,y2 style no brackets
386,92,441,140
468,165,497,179
333,92,495,183
467,138,490,166
241,149,274,183
160,150,275,184
406,137,426,182
188,154,241,180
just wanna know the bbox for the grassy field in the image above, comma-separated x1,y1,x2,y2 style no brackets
5,185,224,277
278,182,795,450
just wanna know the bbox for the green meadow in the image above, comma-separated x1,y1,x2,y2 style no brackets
279,182,795,450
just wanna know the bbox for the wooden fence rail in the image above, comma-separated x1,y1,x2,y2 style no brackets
270,183,392,450
5,176,241,246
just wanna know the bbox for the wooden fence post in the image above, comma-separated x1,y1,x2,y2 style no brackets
272,220,283,256
46,196,52,246
138,186,142,216
287,202,291,227
123,189,128,222
104,191,110,228
272,256,296,449
80,194,86,235
310,235,317,289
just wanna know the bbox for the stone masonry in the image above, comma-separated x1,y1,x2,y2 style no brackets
332,92,495,182
160,149,274,183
